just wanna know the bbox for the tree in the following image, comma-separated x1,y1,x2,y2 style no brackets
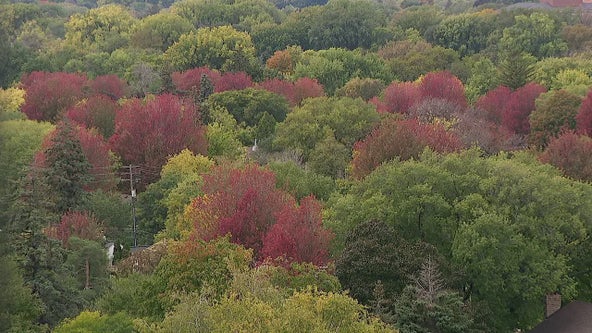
164,26,258,74
188,165,294,258
307,0,385,50
335,77,385,101
268,161,336,202
576,89,592,136
40,121,91,213
419,71,467,108
131,12,193,52
65,5,136,53
208,87,289,129
172,66,221,95
0,119,53,226
90,74,128,100
35,124,117,193
529,89,581,149
109,94,207,181
53,311,134,333
21,71,88,122
452,213,574,331
370,81,420,114
475,85,512,124
351,118,464,179
499,12,567,59
378,40,460,82
431,11,497,57
497,51,536,90
0,230,41,332
275,97,379,160
336,220,437,306
214,71,254,93
257,77,324,107
501,83,547,136
393,258,479,333
261,196,333,265
65,95,119,139
539,132,592,182
45,211,104,247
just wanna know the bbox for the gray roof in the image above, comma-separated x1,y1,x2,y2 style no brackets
529,301,592,333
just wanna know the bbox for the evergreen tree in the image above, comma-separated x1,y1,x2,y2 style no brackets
498,52,535,90
43,121,91,214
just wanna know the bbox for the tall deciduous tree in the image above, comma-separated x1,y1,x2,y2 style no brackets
21,71,88,123
109,94,207,181
501,83,547,136
261,196,333,266
419,71,467,108
576,89,592,136
529,89,581,149
539,132,592,182
351,118,464,179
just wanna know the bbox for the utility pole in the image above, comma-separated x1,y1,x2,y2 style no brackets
124,165,140,248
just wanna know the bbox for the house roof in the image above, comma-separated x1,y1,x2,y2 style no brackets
529,301,592,333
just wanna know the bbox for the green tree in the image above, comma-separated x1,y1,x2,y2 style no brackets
65,5,136,53
529,89,581,149
43,121,91,213
497,51,535,90
53,311,134,333
131,12,193,52
164,25,258,73
499,12,568,59
275,97,379,160
0,120,53,226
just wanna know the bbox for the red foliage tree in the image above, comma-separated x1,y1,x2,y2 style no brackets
109,94,207,180
257,77,324,107
371,81,420,114
172,66,221,93
34,123,117,192
65,95,119,138
475,85,513,124
501,83,546,135
21,71,88,122
351,118,464,178
189,165,294,258
45,211,104,247
261,196,333,266
292,77,325,105
576,89,592,136
419,71,467,108
90,74,128,100
539,131,592,181
214,71,253,93
258,78,296,105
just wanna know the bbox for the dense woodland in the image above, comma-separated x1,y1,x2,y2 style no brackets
3,0,592,331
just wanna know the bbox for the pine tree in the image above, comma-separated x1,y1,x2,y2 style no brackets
43,121,91,214
498,52,535,90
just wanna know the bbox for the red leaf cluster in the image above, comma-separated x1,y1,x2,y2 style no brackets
352,118,464,178
419,71,467,108
45,211,104,247
109,94,207,180
262,196,332,266
172,67,254,94
214,71,254,93
90,74,128,100
576,90,592,136
188,165,333,265
21,71,88,122
370,81,420,114
540,131,592,181
65,95,119,139
257,77,324,106
476,83,546,135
